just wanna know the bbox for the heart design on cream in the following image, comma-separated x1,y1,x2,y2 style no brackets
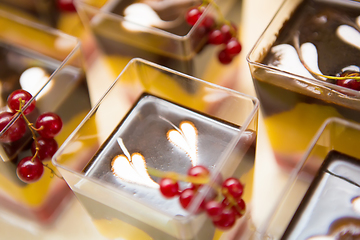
166,120,198,166
111,138,158,188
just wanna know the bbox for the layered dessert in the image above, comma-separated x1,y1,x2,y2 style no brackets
74,93,256,239
78,0,242,86
249,0,360,170
0,14,92,224
282,150,360,239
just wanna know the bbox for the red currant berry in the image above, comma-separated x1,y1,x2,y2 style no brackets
218,49,233,65
225,38,242,56
220,24,237,43
188,165,210,189
35,112,63,138
159,178,179,198
235,198,246,216
186,7,203,26
7,89,36,115
201,15,215,30
16,156,44,183
205,200,224,221
0,112,27,143
213,208,237,230
179,188,195,210
31,137,58,161
57,0,76,12
179,188,205,213
222,177,244,199
223,197,246,217
188,165,210,178
336,71,360,91
208,29,225,45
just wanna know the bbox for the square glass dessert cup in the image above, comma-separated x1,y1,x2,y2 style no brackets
261,117,360,240
74,0,242,87
53,58,259,240
247,0,360,171
0,10,92,224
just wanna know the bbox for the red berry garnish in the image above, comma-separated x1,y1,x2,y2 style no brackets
35,112,63,138
222,177,244,199
220,24,237,43
188,165,210,178
225,38,242,56
179,188,205,213
57,0,76,12
16,156,44,183
205,200,224,221
208,29,225,45
179,188,195,209
213,208,237,230
218,49,233,65
159,178,179,198
186,7,203,26
336,71,360,91
201,15,215,30
235,198,246,216
31,137,58,161
223,197,246,217
7,89,36,115
0,112,27,143
188,165,210,190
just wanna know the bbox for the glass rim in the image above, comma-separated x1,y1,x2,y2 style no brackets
75,0,214,41
53,57,259,222
246,0,360,96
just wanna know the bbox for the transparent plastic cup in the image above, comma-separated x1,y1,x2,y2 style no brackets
247,0,360,171
261,117,360,239
0,10,92,224
75,0,242,86
53,58,259,240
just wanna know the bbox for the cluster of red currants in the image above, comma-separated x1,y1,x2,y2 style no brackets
0,89,63,183
159,165,245,230
185,5,242,65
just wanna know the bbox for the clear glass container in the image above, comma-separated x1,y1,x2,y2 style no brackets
53,58,259,240
247,0,360,171
0,10,92,224
75,0,243,86
261,117,360,239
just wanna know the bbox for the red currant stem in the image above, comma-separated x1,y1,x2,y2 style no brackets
202,0,225,22
202,0,234,34
147,166,210,185
293,34,360,81
30,125,44,132
16,99,40,162
222,188,243,213
42,163,64,180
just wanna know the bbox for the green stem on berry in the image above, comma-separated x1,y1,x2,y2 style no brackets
43,163,64,180
17,99,40,162
16,98,63,180
293,34,360,82
221,187,243,214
